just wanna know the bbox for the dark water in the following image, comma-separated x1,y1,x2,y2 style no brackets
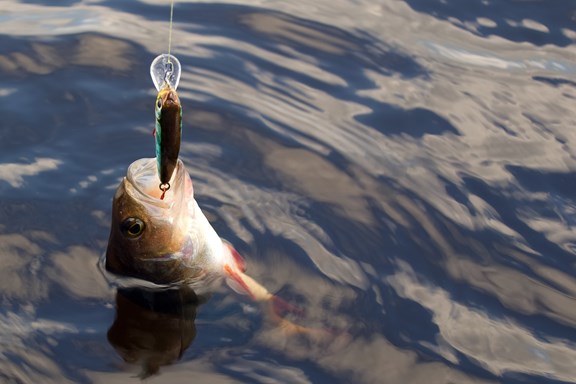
1,0,576,383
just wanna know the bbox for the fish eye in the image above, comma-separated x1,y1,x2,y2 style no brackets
156,99,162,109
120,218,145,238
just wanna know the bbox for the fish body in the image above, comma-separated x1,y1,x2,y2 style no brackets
154,85,182,187
105,158,236,288
105,158,334,342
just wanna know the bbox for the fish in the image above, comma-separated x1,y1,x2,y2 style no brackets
104,157,335,341
154,84,182,195
105,157,246,289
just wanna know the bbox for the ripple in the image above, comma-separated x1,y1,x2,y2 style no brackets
2,0,576,383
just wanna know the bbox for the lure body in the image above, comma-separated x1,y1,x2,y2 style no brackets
155,85,182,187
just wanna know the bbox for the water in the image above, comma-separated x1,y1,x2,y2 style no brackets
1,0,576,383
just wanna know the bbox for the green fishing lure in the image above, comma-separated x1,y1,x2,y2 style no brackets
154,84,182,197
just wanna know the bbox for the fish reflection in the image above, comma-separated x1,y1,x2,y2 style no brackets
107,286,203,378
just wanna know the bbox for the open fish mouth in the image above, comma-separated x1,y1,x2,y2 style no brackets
104,157,198,286
125,157,190,203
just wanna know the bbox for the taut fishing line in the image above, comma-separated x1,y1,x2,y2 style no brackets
167,0,175,61
150,0,181,93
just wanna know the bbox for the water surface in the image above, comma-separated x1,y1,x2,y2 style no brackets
1,0,576,383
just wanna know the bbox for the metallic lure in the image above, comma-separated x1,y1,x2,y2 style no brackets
154,84,182,196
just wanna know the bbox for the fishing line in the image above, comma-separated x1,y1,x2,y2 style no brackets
167,0,175,60
150,0,181,89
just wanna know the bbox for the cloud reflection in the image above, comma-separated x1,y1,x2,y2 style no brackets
388,261,576,382
1,0,576,382
0,309,79,383
0,158,61,188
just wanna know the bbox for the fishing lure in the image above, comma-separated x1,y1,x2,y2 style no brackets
154,84,182,198
150,54,182,199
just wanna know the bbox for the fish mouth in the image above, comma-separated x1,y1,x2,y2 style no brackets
125,157,189,204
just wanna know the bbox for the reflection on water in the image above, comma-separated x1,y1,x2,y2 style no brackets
388,261,576,382
404,0,576,47
1,0,576,383
108,287,200,378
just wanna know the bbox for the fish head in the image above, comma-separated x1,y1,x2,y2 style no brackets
105,158,199,285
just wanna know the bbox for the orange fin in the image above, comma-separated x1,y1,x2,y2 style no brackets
223,262,343,346
223,242,246,272
271,296,305,318
224,264,255,300
224,264,273,302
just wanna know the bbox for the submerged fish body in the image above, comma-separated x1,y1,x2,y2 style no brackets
155,85,182,187
105,158,235,287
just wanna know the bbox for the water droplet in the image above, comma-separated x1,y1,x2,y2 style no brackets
150,54,181,91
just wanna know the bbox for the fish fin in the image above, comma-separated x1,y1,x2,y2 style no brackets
224,264,344,346
224,264,272,301
224,264,254,299
271,296,305,318
267,309,346,346
152,127,156,137
223,242,246,272
225,271,250,297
